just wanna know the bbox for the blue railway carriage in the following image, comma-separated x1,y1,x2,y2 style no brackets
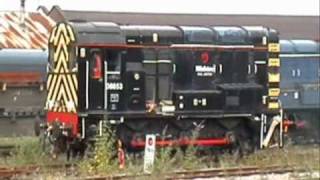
0,49,47,119
279,40,320,140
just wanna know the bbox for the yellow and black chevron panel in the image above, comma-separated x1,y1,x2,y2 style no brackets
267,42,280,110
46,23,78,113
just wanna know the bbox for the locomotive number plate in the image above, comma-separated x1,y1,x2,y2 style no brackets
106,82,123,90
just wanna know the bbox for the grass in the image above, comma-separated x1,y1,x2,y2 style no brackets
78,121,119,176
0,136,65,167
238,145,320,170
0,135,319,179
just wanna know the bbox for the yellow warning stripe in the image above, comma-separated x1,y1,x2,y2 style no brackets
47,74,52,89
46,22,78,113
49,26,57,43
67,74,78,105
47,74,57,99
72,75,78,89
268,102,279,109
268,58,280,67
50,74,63,105
66,25,75,42
268,43,280,52
268,88,280,97
62,75,75,108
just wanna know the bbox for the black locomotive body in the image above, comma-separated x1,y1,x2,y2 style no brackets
46,22,283,152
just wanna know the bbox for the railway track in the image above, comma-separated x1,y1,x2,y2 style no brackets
85,165,307,180
0,163,72,179
167,165,303,179
0,163,314,179
0,166,36,179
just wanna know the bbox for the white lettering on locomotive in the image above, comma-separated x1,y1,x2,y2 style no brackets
106,82,123,90
195,65,216,76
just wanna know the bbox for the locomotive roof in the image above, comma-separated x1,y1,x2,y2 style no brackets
44,6,319,40
68,21,277,46
280,40,320,54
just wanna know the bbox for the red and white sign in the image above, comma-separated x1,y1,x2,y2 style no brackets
143,134,156,173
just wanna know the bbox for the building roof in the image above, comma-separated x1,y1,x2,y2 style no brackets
0,11,55,49
47,6,319,40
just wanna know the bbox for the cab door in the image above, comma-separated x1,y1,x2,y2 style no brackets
88,50,104,110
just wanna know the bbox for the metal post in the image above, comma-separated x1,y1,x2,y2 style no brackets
104,61,108,110
85,61,89,109
81,118,85,139
260,114,264,149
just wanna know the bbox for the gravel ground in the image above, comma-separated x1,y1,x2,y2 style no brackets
195,171,320,180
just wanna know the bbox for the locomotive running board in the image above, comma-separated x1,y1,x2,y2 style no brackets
170,44,260,50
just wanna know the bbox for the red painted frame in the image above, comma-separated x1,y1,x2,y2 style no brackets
47,111,78,136
131,138,230,148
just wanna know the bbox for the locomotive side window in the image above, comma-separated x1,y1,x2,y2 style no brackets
105,50,122,72
90,50,103,80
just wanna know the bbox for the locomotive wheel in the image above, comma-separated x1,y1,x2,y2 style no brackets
225,131,242,160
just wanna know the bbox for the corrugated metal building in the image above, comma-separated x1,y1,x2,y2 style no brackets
44,5,319,40
0,11,55,49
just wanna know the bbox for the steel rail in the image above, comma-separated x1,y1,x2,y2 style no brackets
84,165,306,180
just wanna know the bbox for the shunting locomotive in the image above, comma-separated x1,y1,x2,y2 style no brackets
44,22,283,156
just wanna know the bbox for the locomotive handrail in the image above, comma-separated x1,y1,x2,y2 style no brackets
73,43,268,51
170,44,258,50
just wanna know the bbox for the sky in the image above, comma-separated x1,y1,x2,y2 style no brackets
0,0,319,16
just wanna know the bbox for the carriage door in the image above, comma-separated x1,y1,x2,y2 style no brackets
88,49,104,110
